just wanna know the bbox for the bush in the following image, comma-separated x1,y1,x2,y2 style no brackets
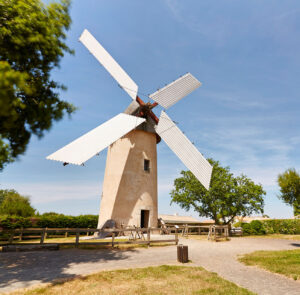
250,220,266,235
234,219,300,235
262,219,300,234
0,216,33,229
0,214,98,230
234,220,266,235
0,189,35,217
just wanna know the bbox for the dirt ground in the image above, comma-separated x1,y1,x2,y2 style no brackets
1,236,299,295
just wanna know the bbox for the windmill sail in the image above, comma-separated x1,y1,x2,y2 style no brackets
47,114,145,165
155,111,212,190
79,29,138,100
149,73,201,109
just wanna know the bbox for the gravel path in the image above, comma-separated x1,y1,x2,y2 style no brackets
1,237,299,294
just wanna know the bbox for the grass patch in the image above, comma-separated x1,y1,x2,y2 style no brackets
239,249,300,280
9,265,254,295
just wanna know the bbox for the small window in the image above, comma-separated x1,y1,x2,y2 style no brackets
144,159,150,172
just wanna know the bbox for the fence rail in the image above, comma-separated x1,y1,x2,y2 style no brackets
0,227,179,248
164,224,231,239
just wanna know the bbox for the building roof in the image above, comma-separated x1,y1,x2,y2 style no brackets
158,214,214,224
236,216,271,223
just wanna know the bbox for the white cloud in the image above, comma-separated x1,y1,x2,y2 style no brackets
164,0,231,46
204,90,268,109
1,182,102,204
200,124,295,187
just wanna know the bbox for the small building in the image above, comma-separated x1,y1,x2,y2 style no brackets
234,216,271,224
158,213,214,227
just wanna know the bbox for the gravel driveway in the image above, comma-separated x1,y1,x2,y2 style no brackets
1,237,299,294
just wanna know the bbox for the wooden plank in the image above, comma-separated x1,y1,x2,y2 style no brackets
75,231,80,247
19,227,23,241
175,228,179,245
40,229,46,244
8,232,14,244
111,233,115,247
0,227,168,234
0,239,176,247
147,228,150,246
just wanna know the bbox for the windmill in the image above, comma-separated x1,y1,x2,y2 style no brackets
47,29,213,229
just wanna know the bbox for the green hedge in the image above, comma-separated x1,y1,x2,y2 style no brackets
234,219,300,235
235,220,266,235
0,216,33,229
262,219,300,234
0,214,98,230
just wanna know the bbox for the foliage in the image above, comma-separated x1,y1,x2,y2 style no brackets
0,188,8,205
235,221,266,235
37,214,98,228
0,215,33,229
0,214,98,229
239,249,300,281
277,168,300,216
41,212,62,216
0,189,35,217
0,0,76,170
170,159,266,224
234,219,300,235
262,219,300,235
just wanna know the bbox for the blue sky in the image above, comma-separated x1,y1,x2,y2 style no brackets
1,0,300,219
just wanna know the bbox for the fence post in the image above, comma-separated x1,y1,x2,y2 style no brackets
147,228,151,246
86,228,90,236
19,227,23,241
112,232,115,247
175,228,179,245
40,228,46,244
8,230,14,244
44,227,48,240
75,230,80,248
65,228,69,238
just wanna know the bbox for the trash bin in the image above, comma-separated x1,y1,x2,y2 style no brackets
177,244,188,263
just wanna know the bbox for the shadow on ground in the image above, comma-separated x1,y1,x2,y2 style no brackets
0,248,137,291
290,243,300,247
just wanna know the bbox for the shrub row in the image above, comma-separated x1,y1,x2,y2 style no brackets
0,214,98,230
262,219,300,234
234,219,300,235
235,220,266,235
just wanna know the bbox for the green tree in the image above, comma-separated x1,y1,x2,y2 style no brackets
0,0,76,170
0,189,35,217
170,159,266,224
277,168,300,216
0,188,8,205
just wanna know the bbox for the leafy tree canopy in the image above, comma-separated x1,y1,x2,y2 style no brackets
277,168,300,216
0,0,76,170
0,189,36,217
170,159,266,224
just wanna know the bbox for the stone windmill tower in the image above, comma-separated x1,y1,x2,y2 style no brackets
47,30,212,229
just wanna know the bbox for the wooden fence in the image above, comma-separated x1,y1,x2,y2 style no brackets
166,225,232,239
163,225,211,237
0,227,179,248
